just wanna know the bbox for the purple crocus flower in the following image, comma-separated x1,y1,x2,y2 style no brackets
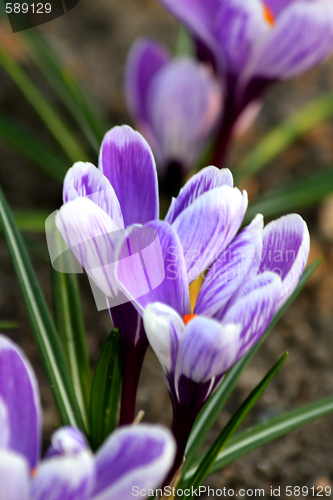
114,169,310,478
157,0,333,165
56,127,246,425
126,38,222,184
0,334,176,499
56,124,159,425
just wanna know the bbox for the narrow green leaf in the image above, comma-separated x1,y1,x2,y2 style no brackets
89,329,122,451
51,228,91,430
0,185,86,431
184,259,320,472
184,395,333,481
0,47,87,163
236,91,333,181
0,114,68,182
175,27,195,56
182,353,288,498
22,30,106,151
0,320,19,329
9,210,49,233
244,169,333,224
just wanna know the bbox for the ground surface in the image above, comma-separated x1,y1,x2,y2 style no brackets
1,1,333,497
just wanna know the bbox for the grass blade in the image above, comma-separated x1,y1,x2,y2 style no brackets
185,396,333,480
236,91,333,181
0,46,87,163
0,114,68,182
184,259,321,472
22,30,106,151
182,353,288,498
0,320,19,329
0,184,86,430
244,169,333,224
51,228,91,430
89,329,122,451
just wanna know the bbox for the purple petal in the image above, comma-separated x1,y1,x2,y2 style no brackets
125,38,170,127
259,214,310,308
0,335,41,468
56,197,123,300
195,214,263,318
221,271,282,359
177,317,242,383
98,125,159,226
165,166,233,224
116,221,191,317
30,451,94,500
265,0,315,17
250,2,333,79
46,427,89,459
143,302,185,374
0,450,30,500
0,396,9,449
63,162,124,230
147,59,222,170
92,425,175,500
216,0,269,75
158,0,221,55
172,186,248,282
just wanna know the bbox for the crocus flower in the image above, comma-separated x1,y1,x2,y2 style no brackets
56,124,159,425
114,169,310,478
157,0,333,165
56,125,246,424
0,334,176,499
126,38,222,183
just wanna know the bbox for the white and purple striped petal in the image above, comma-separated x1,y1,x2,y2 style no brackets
143,302,185,374
30,450,95,500
116,221,191,317
172,185,248,282
91,425,175,500
0,396,9,449
98,125,159,226
0,335,41,469
56,197,123,300
62,162,124,230
250,1,333,80
0,450,30,500
221,271,282,359
45,427,89,459
165,166,233,224
259,213,310,309
125,38,170,128
195,214,263,318
146,59,222,171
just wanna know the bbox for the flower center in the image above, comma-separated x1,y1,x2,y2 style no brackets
183,314,198,325
30,468,38,478
263,3,275,26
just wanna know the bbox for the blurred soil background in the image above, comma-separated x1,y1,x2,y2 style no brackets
1,0,333,497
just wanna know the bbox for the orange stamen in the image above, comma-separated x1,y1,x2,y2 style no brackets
183,314,198,325
30,468,38,478
263,3,275,26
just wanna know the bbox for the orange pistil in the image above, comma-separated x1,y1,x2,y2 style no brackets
183,314,198,325
30,468,38,478
263,3,275,26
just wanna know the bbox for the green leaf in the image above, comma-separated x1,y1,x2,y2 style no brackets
89,329,122,451
175,26,195,57
22,30,106,151
0,114,68,182
236,91,333,181
51,227,91,430
182,353,288,498
0,46,88,163
183,259,321,473
0,320,19,329
244,169,333,225
185,395,333,480
0,184,86,431
10,210,49,233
